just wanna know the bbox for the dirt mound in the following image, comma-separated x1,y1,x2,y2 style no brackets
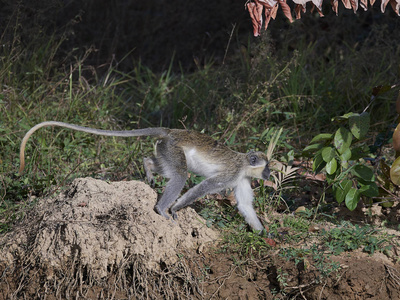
0,178,218,284
2,177,400,299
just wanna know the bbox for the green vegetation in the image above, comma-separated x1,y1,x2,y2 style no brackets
321,221,393,255
304,111,379,210
0,2,399,286
217,210,394,287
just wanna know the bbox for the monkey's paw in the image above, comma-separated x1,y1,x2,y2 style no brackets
155,205,170,220
170,209,178,220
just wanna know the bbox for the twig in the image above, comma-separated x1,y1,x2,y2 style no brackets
222,24,236,65
286,281,316,290
385,264,400,286
318,281,328,300
299,286,308,300
208,265,238,299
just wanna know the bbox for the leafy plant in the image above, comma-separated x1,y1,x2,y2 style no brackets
304,111,380,210
254,127,300,214
321,221,392,255
221,227,273,257
279,244,341,281
198,197,235,229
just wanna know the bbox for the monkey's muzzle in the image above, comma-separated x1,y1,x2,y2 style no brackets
262,167,270,180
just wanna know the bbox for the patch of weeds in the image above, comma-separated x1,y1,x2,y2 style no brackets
280,247,312,266
321,221,392,255
149,175,167,194
221,226,273,257
187,173,205,187
276,267,289,292
0,173,57,233
282,214,310,233
262,214,311,244
310,245,341,280
198,198,234,229
279,245,341,282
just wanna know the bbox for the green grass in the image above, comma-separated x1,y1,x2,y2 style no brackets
216,209,394,287
1,2,400,241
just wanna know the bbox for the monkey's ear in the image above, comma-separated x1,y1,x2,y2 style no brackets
248,153,258,166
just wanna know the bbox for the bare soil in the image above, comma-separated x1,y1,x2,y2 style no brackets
1,177,399,299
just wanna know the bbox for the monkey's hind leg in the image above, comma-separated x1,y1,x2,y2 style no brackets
151,142,188,219
155,175,187,219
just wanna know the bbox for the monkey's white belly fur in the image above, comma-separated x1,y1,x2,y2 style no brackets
183,148,222,177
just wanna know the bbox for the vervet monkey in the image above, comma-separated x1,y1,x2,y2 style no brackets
19,121,270,232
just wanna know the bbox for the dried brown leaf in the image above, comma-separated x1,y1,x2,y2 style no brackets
258,0,279,8
380,0,399,15
294,206,307,214
360,0,369,10
350,0,359,12
315,4,325,16
341,0,352,9
312,0,324,11
264,4,279,30
246,0,399,36
278,0,294,23
271,3,279,18
264,237,277,247
310,1,325,16
308,225,321,232
331,0,339,15
295,4,306,19
292,0,310,19
381,0,390,12
292,0,310,5
390,0,400,15
247,1,264,36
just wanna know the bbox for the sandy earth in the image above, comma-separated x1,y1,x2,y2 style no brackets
0,177,399,299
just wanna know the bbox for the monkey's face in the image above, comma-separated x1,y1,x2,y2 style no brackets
246,151,270,180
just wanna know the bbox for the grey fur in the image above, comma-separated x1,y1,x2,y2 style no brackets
19,121,270,232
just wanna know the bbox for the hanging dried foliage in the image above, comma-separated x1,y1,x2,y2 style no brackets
246,0,400,36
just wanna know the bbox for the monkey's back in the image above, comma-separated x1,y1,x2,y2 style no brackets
166,129,245,178
169,129,237,155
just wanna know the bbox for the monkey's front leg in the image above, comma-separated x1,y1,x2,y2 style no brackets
234,179,265,233
170,177,227,219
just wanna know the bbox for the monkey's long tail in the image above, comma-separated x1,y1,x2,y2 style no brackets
19,121,169,174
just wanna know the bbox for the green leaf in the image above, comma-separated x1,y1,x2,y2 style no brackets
334,127,352,155
339,148,352,161
310,133,333,144
359,182,379,197
350,146,367,160
339,148,351,168
303,143,323,154
331,112,358,122
390,156,400,185
349,112,370,140
321,147,336,162
334,179,352,204
313,153,326,173
351,165,375,182
345,188,360,211
326,158,337,175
